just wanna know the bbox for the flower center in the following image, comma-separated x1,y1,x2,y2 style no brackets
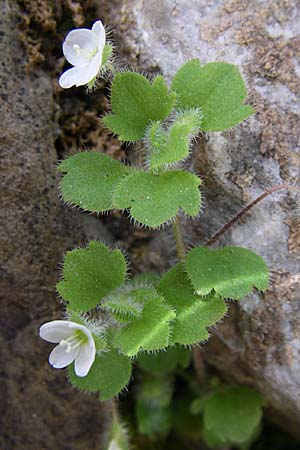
60,330,87,353
73,44,81,56
72,44,98,60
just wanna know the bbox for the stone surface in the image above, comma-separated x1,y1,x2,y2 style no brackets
0,1,112,449
107,0,300,436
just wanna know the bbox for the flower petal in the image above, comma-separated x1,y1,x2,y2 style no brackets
74,342,96,377
49,342,79,369
59,59,102,89
75,53,102,85
92,20,106,51
59,66,84,89
39,320,74,343
63,29,98,67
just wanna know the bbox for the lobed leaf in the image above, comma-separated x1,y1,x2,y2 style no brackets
158,264,227,345
103,72,176,141
68,348,132,401
113,294,176,357
147,108,202,170
58,152,132,212
57,241,127,312
102,286,156,323
171,60,254,131
113,170,201,228
203,386,263,446
185,246,269,299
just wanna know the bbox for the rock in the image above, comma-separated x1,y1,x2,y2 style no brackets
108,0,300,436
0,2,112,449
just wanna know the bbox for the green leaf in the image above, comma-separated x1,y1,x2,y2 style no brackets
203,386,263,446
136,401,172,437
57,241,127,312
171,60,254,131
68,348,132,400
103,72,176,141
138,345,191,373
113,294,176,357
58,152,131,212
102,286,156,322
113,170,201,228
147,108,202,170
158,264,227,345
138,373,174,408
136,373,173,436
190,398,206,415
130,272,161,288
185,246,269,299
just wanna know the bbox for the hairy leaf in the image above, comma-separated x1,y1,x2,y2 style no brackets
147,109,202,170
57,241,127,312
185,246,269,299
113,294,176,357
113,170,201,228
172,60,254,131
68,348,132,400
130,272,161,288
103,72,175,141
58,152,131,212
203,386,263,446
102,286,156,322
158,264,227,345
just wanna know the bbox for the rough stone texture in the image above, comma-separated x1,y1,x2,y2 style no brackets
107,0,300,436
0,1,112,449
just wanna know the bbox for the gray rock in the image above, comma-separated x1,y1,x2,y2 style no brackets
108,0,300,435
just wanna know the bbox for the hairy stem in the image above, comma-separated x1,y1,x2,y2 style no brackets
172,216,207,384
172,216,186,261
206,184,300,246
111,399,118,422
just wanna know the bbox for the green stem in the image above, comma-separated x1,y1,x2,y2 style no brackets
111,399,118,422
172,217,207,385
172,216,186,261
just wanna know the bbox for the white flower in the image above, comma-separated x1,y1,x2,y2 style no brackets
59,20,106,89
39,320,96,377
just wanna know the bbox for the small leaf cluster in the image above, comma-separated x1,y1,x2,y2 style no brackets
58,60,254,228
58,241,268,400
135,346,191,437
134,355,264,448
54,50,270,443
192,386,264,449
